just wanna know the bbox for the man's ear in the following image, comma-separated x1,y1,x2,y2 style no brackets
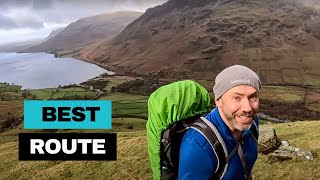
215,98,222,107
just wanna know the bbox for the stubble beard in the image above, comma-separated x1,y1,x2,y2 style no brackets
222,109,253,132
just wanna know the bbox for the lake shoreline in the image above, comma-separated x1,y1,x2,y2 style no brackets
53,50,119,76
0,52,109,89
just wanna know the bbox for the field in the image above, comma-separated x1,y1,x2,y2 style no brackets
102,76,136,92
0,84,99,131
1,120,320,179
1,76,320,179
28,87,97,100
260,86,306,103
99,93,148,119
0,83,21,92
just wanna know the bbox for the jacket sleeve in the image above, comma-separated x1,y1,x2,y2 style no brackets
178,129,218,180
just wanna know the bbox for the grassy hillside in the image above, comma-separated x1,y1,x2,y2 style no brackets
253,121,320,180
1,120,320,179
1,77,320,179
0,130,151,180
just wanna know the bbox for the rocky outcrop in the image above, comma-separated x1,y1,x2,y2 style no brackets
268,140,314,161
258,126,314,161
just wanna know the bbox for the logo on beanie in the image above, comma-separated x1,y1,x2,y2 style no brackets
230,79,250,85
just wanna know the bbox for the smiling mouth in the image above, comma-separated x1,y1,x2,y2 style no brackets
236,115,253,123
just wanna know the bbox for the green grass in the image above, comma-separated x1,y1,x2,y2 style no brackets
1,118,147,135
260,86,305,103
1,78,320,179
301,53,320,86
100,93,148,118
0,83,21,92
100,76,136,93
0,131,151,180
100,93,148,101
1,121,320,179
28,90,54,99
0,118,149,179
64,91,96,98
0,83,7,88
253,121,320,180
28,87,97,100
259,119,271,125
303,74,320,87
62,87,85,92
104,80,128,92
51,92,68,99
111,118,147,132
113,102,147,112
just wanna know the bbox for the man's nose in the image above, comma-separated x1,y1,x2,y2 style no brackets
241,98,253,113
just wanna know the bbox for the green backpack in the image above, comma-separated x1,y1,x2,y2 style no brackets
147,80,259,180
146,80,211,179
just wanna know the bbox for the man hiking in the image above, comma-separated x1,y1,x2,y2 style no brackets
179,65,261,179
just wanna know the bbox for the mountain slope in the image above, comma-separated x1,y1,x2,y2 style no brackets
77,0,320,86
23,11,143,53
43,27,65,42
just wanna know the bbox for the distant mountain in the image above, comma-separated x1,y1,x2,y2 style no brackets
77,0,320,86
22,11,143,53
0,39,43,52
0,28,65,53
43,27,64,41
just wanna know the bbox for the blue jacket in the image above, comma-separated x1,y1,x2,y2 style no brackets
178,107,259,179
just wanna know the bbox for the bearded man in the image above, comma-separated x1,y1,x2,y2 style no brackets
179,65,261,180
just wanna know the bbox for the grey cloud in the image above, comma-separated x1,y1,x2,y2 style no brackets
0,15,17,29
32,0,167,24
32,0,53,10
0,0,167,30
0,0,31,9
0,14,43,30
0,0,167,11
18,18,44,29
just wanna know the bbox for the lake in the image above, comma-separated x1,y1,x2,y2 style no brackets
0,52,113,89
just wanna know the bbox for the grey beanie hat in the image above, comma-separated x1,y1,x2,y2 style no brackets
213,65,261,100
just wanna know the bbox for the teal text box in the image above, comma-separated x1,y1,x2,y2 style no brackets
24,100,112,129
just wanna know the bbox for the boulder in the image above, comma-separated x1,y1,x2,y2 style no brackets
258,126,281,154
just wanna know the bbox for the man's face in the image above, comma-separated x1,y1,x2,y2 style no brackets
215,85,259,132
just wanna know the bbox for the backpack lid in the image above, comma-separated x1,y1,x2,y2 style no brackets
146,80,210,179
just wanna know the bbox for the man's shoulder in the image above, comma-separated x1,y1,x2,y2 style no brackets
182,128,208,148
181,115,223,157
179,116,222,178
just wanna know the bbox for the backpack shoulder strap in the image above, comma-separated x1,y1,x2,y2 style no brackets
188,116,228,179
250,120,259,144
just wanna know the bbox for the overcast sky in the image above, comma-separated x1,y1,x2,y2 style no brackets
0,0,167,45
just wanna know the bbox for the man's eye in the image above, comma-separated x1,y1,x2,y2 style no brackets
234,96,241,101
250,95,258,102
